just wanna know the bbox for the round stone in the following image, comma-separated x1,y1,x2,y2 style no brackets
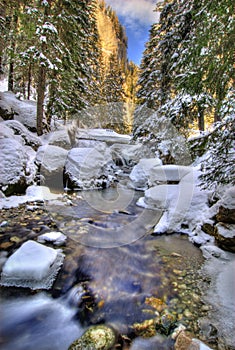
68,325,116,350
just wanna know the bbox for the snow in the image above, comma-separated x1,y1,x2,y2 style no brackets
65,146,114,189
0,91,37,130
148,164,193,185
37,231,67,246
215,223,235,239
200,245,229,260
201,251,235,348
129,158,162,190
36,145,68,174
110,143,153,166
3,120,42,149
0,138,28,186
75,128,131,144
0,185,62,209
137,169,210,235
0,240,65,289
0,78,8,92
46,129,71,150
0,124,15,138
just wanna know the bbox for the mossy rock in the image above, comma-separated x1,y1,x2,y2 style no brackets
68,325,116,350
156,312,176,336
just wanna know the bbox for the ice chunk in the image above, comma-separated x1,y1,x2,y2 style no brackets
0,240,64,289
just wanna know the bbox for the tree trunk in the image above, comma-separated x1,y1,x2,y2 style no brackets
36,65,46,136
0,57,3,74
8,61,14,91
198,106,205,132
27,62,32,100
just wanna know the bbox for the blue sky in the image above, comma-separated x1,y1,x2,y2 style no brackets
105,0,159,65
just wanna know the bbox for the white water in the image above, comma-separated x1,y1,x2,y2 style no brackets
0,292,84,350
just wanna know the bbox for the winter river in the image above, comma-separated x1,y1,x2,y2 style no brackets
0,186,234,350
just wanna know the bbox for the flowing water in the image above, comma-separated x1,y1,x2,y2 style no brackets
0,187,214,350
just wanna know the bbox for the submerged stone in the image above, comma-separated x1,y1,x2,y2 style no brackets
68,325,116,350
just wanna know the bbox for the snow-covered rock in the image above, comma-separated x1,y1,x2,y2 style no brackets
25,185,62,201
0,92,37,131
0,185,62,209
2,120,42,150
75,128,131,145
143,184,177,210
129,158,162,190
0,92,14,120
75,139,106,149
0,138,36,195
0,240,64,289
0,123,15,138
36,145,68,189
37,231,67,246
110,143,153,166
64,146,115,190
138,169,210,234
148,165,193,186
46,129,71,150
212,223,235,252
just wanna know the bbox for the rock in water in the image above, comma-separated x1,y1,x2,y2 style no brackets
64,146,115,190
68,325,116,350
0,138,36,195
0,240,64,289
214,223,235,252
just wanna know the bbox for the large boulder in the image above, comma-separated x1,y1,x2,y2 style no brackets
148,165,193,186
36,145,68,190
215,187,235,224
110,143,153,167
213,223,235,252
129,158,162,190
45,129,72,150
2,120,42,150
74,128,131,145
0,93,14,120
64,145,115,190
0,138,36,195
0,92,37,131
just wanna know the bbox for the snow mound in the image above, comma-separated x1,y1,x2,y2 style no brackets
3,120,42,149
129,158,162,190
137,169,210,234
0,124,15,138
0,240,64,289
0,185,62,209
148,164,193,186
75,128,131,144
0,91,37,131
37,231,67,246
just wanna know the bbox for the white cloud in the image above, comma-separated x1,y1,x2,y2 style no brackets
105,0,159,31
